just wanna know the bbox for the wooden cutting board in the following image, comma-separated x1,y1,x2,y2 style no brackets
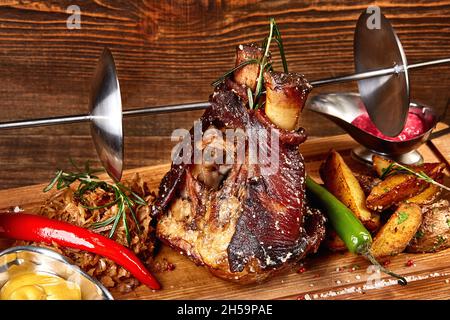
1,124,450,300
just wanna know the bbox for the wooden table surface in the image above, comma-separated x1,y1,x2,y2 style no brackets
1,128,450,300
0,0,450,189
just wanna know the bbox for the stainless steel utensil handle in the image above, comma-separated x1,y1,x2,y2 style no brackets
310,57,450,87
407,58,450,70
0,114,92,130
0,58,448,130
0,102,210,130
310,66,399,87
122,101,209,117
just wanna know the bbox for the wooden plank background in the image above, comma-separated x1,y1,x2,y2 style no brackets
0,0,449,189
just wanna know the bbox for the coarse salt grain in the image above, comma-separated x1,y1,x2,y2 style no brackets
13,206,23,213
315,271,450,300
355,275,361,280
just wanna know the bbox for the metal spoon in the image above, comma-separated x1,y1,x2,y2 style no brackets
88,48,123,182
0,49,209,182
354,11,409,137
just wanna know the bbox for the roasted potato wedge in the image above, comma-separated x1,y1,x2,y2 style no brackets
372,155,393,177
364,213,381,232
406,183,442,205
320,150,374,223
370,203,422,258
366,163,445,211
407,199,450,253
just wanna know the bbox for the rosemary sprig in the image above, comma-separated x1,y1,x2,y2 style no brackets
211,59,258,87
254,18,275,100
273,19,288,73
43,161,146,245
381,162,450,192
211,18,289,110
252,18,288,109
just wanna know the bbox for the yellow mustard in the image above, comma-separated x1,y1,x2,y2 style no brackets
0,272,81,300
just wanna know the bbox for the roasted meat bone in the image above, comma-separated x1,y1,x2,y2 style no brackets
233,43,266,92
264,71,312,130
153,44,325,283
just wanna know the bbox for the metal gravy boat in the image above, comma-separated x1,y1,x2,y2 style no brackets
306,93,438,165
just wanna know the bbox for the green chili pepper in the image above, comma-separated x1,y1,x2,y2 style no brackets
306,176,407,285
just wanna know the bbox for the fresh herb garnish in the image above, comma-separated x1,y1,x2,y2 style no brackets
435,235,447,247
254,18,276,101
211,18,288,110
415,230,424,239
380,162,450,192
397,212,409,225
44,161,146,245
252,18,288,109
211,59,258,87
447,219,450,228
273,19,289,74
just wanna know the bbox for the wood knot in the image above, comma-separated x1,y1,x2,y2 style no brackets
138,16,158,42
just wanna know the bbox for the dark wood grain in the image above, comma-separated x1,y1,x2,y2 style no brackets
0,0,449,189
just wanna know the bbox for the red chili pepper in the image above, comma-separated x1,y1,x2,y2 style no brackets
0,213,160,290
